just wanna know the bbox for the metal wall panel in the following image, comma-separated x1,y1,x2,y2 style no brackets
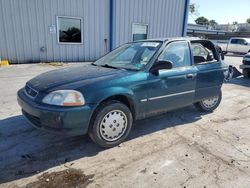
0,0,187,63
112,0,186,48
0,0,109,63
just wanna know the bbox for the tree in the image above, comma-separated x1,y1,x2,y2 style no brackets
209,19,218,28
189,3,199,18
232,22,238,32
189,3,196,14
195,16,209,25
232,21,238,25
247,18,250,24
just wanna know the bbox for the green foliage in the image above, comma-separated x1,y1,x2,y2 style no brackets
195,16,209,25
189,3,200,19
246,18,250,24
189,3,196,14
209,19,218,27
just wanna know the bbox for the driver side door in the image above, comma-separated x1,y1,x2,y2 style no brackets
144,41,197,116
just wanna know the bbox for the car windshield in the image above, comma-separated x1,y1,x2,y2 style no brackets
94,41,162,70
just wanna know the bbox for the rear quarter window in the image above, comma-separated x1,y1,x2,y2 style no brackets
191,42,218,64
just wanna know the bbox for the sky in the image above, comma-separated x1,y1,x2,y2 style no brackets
188,0,250,24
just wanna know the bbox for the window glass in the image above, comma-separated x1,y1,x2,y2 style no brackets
158,42,191,68
191,43,209,57
230,39,238,44
95,42,161,70
132,24,148,41
237,39,246,45
58,17,82,43
140,48,156,65
115,47,137,63
191,43,215,64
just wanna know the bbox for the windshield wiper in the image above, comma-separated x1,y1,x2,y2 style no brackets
100,64,119,69
96,63,139,71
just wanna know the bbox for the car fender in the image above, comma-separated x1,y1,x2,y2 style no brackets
85,86,137,114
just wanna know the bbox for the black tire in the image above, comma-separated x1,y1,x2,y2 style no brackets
88,101,133,148
194,91,222,112
243,69,250,79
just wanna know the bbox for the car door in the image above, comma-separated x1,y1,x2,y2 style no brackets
227,38,238,53
237,39,249,53
191,42,225,102
143,41,197,116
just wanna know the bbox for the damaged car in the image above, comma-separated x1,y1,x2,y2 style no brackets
18,38,228,148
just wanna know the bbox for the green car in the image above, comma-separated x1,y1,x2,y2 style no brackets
17,38,228,148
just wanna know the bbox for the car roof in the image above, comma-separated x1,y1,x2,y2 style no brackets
230,37,250,42
133,37,208,43
230,37,250,40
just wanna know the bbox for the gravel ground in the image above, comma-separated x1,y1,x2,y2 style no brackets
0,57,250,188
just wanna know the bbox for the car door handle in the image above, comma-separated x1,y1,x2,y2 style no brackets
186,74,194,79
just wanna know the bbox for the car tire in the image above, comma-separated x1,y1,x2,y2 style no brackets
194,90,222,112
243,69,250,79
88,100,133,148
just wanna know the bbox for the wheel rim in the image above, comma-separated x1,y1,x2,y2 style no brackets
201,96,219,108
99,110,128,142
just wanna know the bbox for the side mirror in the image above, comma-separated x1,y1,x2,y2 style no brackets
244,42,248,46
150,60,173,74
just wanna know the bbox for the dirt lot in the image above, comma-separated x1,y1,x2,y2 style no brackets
0,56,250,188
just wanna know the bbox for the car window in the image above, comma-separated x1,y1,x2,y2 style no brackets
191,43,209,57
158,41,191,68
191,43,215,64
140,48,156,65
231,39,238,44
115,47,137,63
237,39,246,45
95,42,162,70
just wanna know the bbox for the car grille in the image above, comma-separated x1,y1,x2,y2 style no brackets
22,110,42,127
25,85,38,98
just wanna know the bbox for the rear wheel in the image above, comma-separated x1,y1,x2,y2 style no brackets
243,69,250,79
88,101,133,148
194,91,222,112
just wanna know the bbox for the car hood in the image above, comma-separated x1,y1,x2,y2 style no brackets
27,64,131,91
244,52,250,58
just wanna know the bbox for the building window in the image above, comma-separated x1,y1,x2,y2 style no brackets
132,23,148,41
57,16,83,44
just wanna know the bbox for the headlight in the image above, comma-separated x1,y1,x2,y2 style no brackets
42,90,85,106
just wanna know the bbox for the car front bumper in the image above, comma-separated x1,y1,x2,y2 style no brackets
240,59,250,69
17,88,96,136
240,64,250,69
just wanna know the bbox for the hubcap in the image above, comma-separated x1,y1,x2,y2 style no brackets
202,96,219,108
99,110,127,142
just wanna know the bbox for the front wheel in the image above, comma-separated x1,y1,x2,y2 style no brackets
243,69,250,79
88,101,133,148
194,91,222,112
